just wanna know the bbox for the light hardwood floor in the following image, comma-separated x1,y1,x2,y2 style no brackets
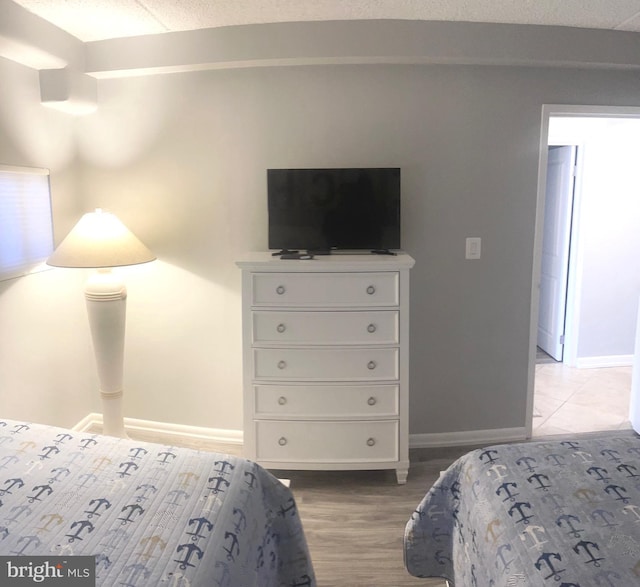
270,462,451,587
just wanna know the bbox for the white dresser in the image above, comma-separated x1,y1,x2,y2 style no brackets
236,252,415,484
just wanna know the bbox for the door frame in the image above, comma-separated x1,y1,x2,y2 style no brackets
526,104,640,438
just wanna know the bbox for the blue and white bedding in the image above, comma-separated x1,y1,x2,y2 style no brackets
404,433,640,586
0,419,315,586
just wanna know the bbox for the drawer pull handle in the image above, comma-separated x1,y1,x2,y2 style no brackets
366,285,376,295
278,396,287,405
278,437,288,446
276,323,286,333
367,360,377,370
367,437,376,447
367,323,377,333
277,360,287,370
367,396,377,406
276,285,286,295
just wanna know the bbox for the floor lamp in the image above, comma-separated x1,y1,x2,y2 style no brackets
47,209,155,437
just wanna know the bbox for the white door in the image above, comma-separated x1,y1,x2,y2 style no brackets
537,145,577,361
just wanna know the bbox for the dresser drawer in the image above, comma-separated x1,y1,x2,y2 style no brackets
253,348,398,381
255,420,398,463
251,272,399,307
254,384,399,418
252,310,399,345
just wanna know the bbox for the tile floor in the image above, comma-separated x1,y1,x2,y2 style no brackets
533,359,634,437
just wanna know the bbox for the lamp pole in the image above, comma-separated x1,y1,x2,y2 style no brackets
85,268,127,437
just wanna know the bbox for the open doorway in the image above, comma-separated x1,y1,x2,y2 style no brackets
527,105,640,438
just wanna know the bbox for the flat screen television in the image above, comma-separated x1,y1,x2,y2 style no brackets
267,168,400,253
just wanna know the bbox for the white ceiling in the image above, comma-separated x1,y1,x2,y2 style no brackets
12,0,640,43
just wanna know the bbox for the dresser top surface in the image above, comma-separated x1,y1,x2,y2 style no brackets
236,251,415,271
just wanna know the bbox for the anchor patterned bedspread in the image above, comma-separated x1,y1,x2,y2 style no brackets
0,418,315,586
404,433,640,586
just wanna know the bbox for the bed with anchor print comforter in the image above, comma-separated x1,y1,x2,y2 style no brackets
0,418,315,586
404,432,640,586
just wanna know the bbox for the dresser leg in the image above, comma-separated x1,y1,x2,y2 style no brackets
396,466,408,484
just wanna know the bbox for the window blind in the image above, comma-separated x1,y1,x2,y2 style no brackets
0,165,54,281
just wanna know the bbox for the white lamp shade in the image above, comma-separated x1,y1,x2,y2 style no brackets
47,209,155,268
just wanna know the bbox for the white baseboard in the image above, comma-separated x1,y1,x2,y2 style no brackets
410,427,528,449
72,413,98,432
575,354,633,369
74,414,526,453
73,413,244,445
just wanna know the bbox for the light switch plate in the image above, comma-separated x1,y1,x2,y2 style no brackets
466,237,481,259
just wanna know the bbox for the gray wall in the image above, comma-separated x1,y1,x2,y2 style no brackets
2,19,640,438
74,64,640,436
0,56,93,427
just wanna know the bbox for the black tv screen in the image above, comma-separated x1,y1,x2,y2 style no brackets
267,168,400,252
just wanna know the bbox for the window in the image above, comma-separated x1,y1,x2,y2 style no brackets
0,164,54,281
